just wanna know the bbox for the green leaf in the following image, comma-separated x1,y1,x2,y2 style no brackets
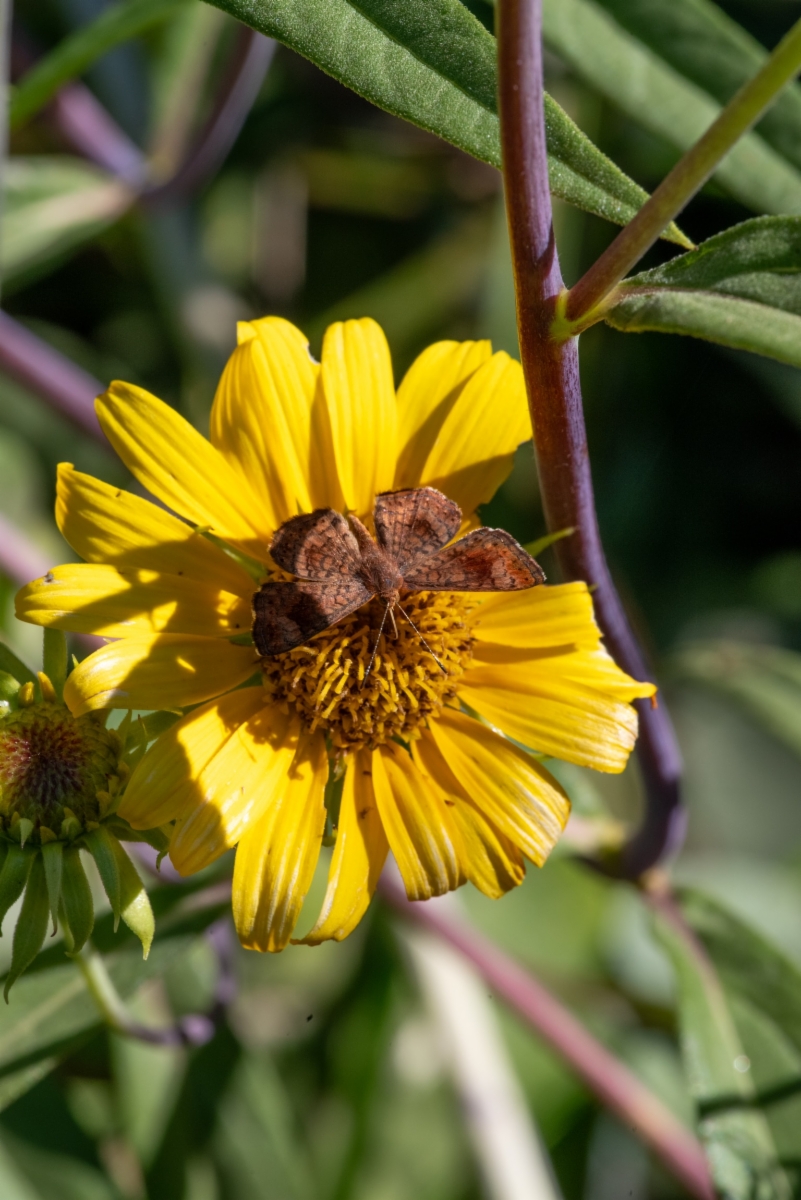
682,890,801,1173
5,856,51,1001
605,217,801,367
596,0,801,176
41,843,64,936
542,0,801,218
652,905,792,1198
0,642,36,688
3,157,134,288
83,827,123,929
10,0,191,129
60,848,94,955
110,841,155,958
0,848,35,935
671,638,801,760
206,0,689,240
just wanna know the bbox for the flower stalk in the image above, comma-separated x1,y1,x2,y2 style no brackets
497,0,684,876
562,15,801,332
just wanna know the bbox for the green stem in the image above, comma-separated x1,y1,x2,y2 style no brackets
75,942,134,1034
563,15,801,332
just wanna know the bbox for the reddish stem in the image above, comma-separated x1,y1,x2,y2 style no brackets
382,877,714,1200
497,0,684,876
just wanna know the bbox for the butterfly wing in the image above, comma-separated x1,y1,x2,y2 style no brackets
270,508,362,579
374,487,462,574
253,578,373,655
402,527,545,592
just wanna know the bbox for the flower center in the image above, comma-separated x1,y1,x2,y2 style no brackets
0,702,120,829
260,592,476,751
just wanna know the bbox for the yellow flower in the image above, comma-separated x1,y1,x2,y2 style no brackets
16,317,654,951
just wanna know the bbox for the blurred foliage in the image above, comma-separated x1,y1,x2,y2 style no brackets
3,0,801,1197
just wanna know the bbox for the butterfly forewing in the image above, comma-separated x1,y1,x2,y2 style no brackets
402,527,545,592
270,509,361,579
253,578,373,655
374,487,461,574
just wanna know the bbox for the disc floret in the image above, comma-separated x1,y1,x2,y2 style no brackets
260,591,477,751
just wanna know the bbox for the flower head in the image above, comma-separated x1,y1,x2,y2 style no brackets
0,645,159,995
17,317,654,951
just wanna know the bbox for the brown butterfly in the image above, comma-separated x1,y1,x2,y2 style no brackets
252,487,545,666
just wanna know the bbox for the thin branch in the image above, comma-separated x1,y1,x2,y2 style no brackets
144,29,274,206
51,82,147,186
564,15,801,329
497,0,684,877
381,877,714,1200
0,312,106,443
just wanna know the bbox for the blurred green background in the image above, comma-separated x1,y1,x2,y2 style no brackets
3,0,801,1197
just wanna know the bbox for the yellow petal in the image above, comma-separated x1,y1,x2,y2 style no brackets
429,708,570,866
63,634,257,715
96,383,270,555
412,734,525,899
119,687,271,828
470,582,601,648
372,741,463,900
301,748,388,944
168,707,299,875
321,318,397,515
418,352,531,514
211,318,319,528
458,643,654,773
394,340,491,487
56,464,254,598
16,564,252,638
232,731,328,951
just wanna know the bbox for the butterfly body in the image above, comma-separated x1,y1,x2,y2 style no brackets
252,486,545,658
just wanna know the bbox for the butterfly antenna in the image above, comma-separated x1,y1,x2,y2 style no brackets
396,603,448,675
362,602,391,687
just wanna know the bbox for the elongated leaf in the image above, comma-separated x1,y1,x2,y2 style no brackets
542,0,801,218
10,0,191,129
682,890,801,1173
682,890,801,1060
0,642,36,688
207,0,689,240
653,906,791,1198
597,0,801,175
672,638,801,759
5,856,51,1000
3,158,134,288
606,217,801,367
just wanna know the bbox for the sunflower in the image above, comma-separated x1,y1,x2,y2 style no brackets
17,317,654,951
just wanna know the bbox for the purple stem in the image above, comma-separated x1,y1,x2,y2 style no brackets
381,876,714,1200
144,29,274,206
0,312,106,444
497,0,684,877
51,82,147,187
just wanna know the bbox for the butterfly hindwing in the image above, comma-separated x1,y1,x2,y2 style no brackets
374,487,462,574
252,578,374,656
402,527,545,592
270,508,362,579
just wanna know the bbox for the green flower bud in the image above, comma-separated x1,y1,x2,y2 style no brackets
0,634,170,996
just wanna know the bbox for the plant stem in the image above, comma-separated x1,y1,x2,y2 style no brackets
497,0,684,876
381,877,714,1200
564,15,801,329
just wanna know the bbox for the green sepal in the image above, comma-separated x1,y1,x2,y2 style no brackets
5,854,50,1001
41,842,64,935
111,841,154,959
0,642,36,687
60,848,94,954
83,827,122,929
103,816,170,854
42,629,68,699
0,846,35,934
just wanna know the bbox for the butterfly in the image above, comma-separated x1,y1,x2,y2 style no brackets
252,486,545,664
